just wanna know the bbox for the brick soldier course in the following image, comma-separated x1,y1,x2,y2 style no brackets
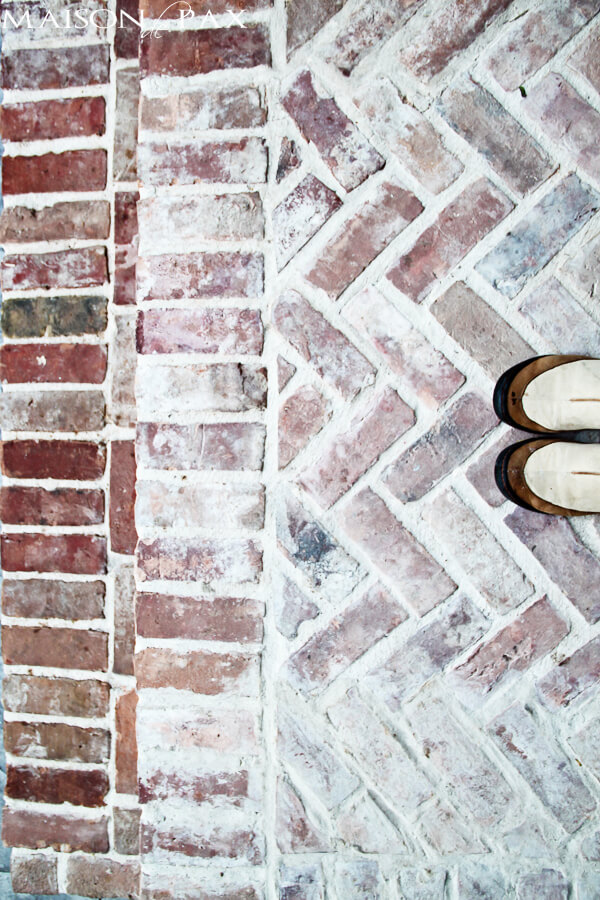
1,0,600,898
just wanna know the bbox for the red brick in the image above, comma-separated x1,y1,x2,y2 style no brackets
138,137,267,187
137,251,263,301
139,768,250,805
0,486,104,527
306,180,424,299
274,290,375,399
2,625,108,671
324,0,421,76
0,343,107,385
1,534,107,575
397,0,514,80
140,25,270,77
4,721,109,764
537,636,600,709
274,175,342,268
2,247,108,291
140,821,263,863
3,150,107,195
338,487,456,615
1,439,106,480
568,19,600,92
343,285,464,408
110,441,137,555
115,690,138,795
114,807,141,855
0,200,110,243
137,308,263,355
114,563,136,676
387,179,513,303
1,45,110,90
66,857,140,899
116,0,140,58
0,390,105,433
276,137,302,182
300,387,414,508
279,384,330,469
2,578,105,620
287,584,406,693
136,422,265,472
137,537,262,584
114,69,139,182
140,85,266,131
6,764,108,807
449,598,569,704
137,593,264,643
136,480,264,531
115,191,139,245
11,854,58,895
283,70,384,190
136,647,260,696
2,674,109,718
383,393,497,501
0,97,105,141
2,809,108,853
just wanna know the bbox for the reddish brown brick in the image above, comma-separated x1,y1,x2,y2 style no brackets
116,0,140,57
139,768,250,804
4,721,109,764
1,97,105,141
2,809,108,853
66,857,140,899
0,390,105,433
2,247,108,291
136,593,264,643
3,150,107,195
137,251,263,301
1,439,106,480
137,422,265,472
115,191,139,245
114,246,137,305
141,25,270,77
279,384,330,469
6,764,108,807
537,636,600,709
2,674,109,718
140,85,266,131
306,181,424,299
2,578,105,620
2,625,108,671
0,343,107,385
387,179,513,303
0,200,110,243
115,690,137,795
137,537,262,584
11,854,58,895
0,487,104,527
137,308,264,355
1,45,110,90
138,137,267,187
1,534,107,575
140,821,263,863
110,441,137,555
136,647,260,695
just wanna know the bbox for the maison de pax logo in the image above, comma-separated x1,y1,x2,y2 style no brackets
1,2,248,34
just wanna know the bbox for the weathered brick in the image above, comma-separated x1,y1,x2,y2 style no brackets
537,636,600,709
457,865,508,900
1,295,107,338
283,69,383,190
300,387,414,508
367,594,487,706
560,232,600,299
115,191,138,245
1,439,106,480
136,481,264,531
568,19,600,92
137,309,263,355
336,860,382,898
141,25,270,76
338,793,409,853
274,290,375,398
398,867,448,898
520,277,600,356
277,777,329,852
277,137,302,182
278,356,296,390
477,175,600,297
139,766,252,805
137,251,263,301
280,863,324,900
2,809,108,853
506,509,600,624
137,422,265,471
0,200,110,243
0,342,107,385
2,247,108,291
569,718,600,781
140,816,264,863
274,175,342,269
4,721,109,764
421,489,533,610
2,674,109,718
1,44,110,90
1,97,105,141
111,314,136,426
116,690,137,794
1,0,108,41
3,149,107,195
0,390,105,432
489,702,596,833
397,0,514,80
2,625,108,670
279,384,330,468
329,688,432,810
466,429,517,508
11,853,58,895
355,78,463,193
137,706,257,754
287,0,345,52
114,69,138,181
114,808,142,856
140,85,266,131
2,578,105,619
286,583,406,692
487,0,599,90
516,870,569,900
66,857,140,899
419,802,484,856
387,179,512,303
344,285,464,408
306,181,424,299
325,0,422,76
6,764,108,807
115,0,139,57
274,572,319,639
449,598,569,704
138,192,263,244
338,488,456,615
138,137,267,187
2,533,107,575
110,440,137,555
114,563,136,676
137,537,262,584
383,392,497,501
137,593,263,643
277,491,364,598
0,486,104,527
136,647,260,697
114,246,137,307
